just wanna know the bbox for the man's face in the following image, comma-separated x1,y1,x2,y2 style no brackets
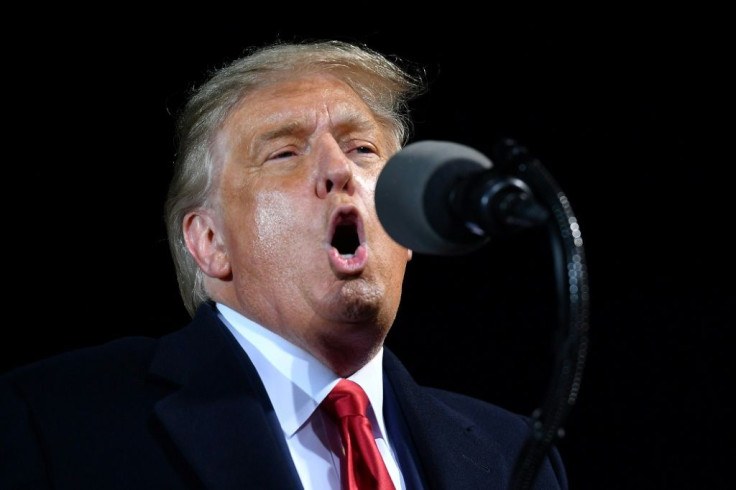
208,74,412,367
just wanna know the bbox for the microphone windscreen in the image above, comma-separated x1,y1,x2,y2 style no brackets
375,140,493,255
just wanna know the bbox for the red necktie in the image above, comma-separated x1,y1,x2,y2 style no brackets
321,379,396,490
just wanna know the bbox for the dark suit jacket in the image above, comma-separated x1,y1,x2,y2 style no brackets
1,302,568,489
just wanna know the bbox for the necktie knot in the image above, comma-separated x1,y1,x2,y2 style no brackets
321,379,396,490
323,379,369,420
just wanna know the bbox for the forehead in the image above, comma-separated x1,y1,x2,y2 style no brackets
224,73,380,139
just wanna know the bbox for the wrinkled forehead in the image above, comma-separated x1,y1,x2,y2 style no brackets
231,73,375,126
214,73,395,159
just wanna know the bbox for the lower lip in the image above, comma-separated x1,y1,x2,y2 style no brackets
328,244,368,273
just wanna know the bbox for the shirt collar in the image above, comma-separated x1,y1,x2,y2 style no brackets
216,303,388,440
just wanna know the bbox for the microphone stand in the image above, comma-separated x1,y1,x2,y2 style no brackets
492,139,591,490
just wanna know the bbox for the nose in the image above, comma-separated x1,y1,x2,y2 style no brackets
315,136,355,198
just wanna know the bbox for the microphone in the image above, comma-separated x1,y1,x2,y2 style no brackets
375,140,550,255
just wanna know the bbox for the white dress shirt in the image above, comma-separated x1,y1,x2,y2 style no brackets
217,302,405,490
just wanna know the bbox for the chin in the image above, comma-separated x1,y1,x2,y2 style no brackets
332,279,385,322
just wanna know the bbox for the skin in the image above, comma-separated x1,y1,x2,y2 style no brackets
183,73,413,377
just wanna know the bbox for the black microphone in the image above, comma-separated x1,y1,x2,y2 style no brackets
375,140,550,255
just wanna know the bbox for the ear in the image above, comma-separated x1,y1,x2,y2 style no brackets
183,209,231,279
407,249,413,262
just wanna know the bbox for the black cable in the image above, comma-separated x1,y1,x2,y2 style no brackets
493,139,590,490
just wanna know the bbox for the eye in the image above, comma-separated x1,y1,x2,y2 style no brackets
347,144,380,161
268,150,298,161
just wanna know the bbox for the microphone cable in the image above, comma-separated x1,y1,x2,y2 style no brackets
496,139,591,490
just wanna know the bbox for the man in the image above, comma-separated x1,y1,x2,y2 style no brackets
1,40,568,489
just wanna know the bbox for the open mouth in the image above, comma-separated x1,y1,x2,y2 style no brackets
331,213,361,257
327,207,368,273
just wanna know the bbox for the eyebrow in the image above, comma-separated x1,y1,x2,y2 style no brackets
252,113,379,150
336,112,380,134
254,120,309,146
246,119,309,161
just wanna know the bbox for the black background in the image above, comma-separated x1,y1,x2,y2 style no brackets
4,11,732,489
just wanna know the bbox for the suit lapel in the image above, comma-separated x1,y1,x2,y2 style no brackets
148,303,302,490
383,348,511,490
144,304,513,489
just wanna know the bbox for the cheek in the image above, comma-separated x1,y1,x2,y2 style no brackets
221,185,293,266
356,167,380,196
247,191,304,259
254,193,293,240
